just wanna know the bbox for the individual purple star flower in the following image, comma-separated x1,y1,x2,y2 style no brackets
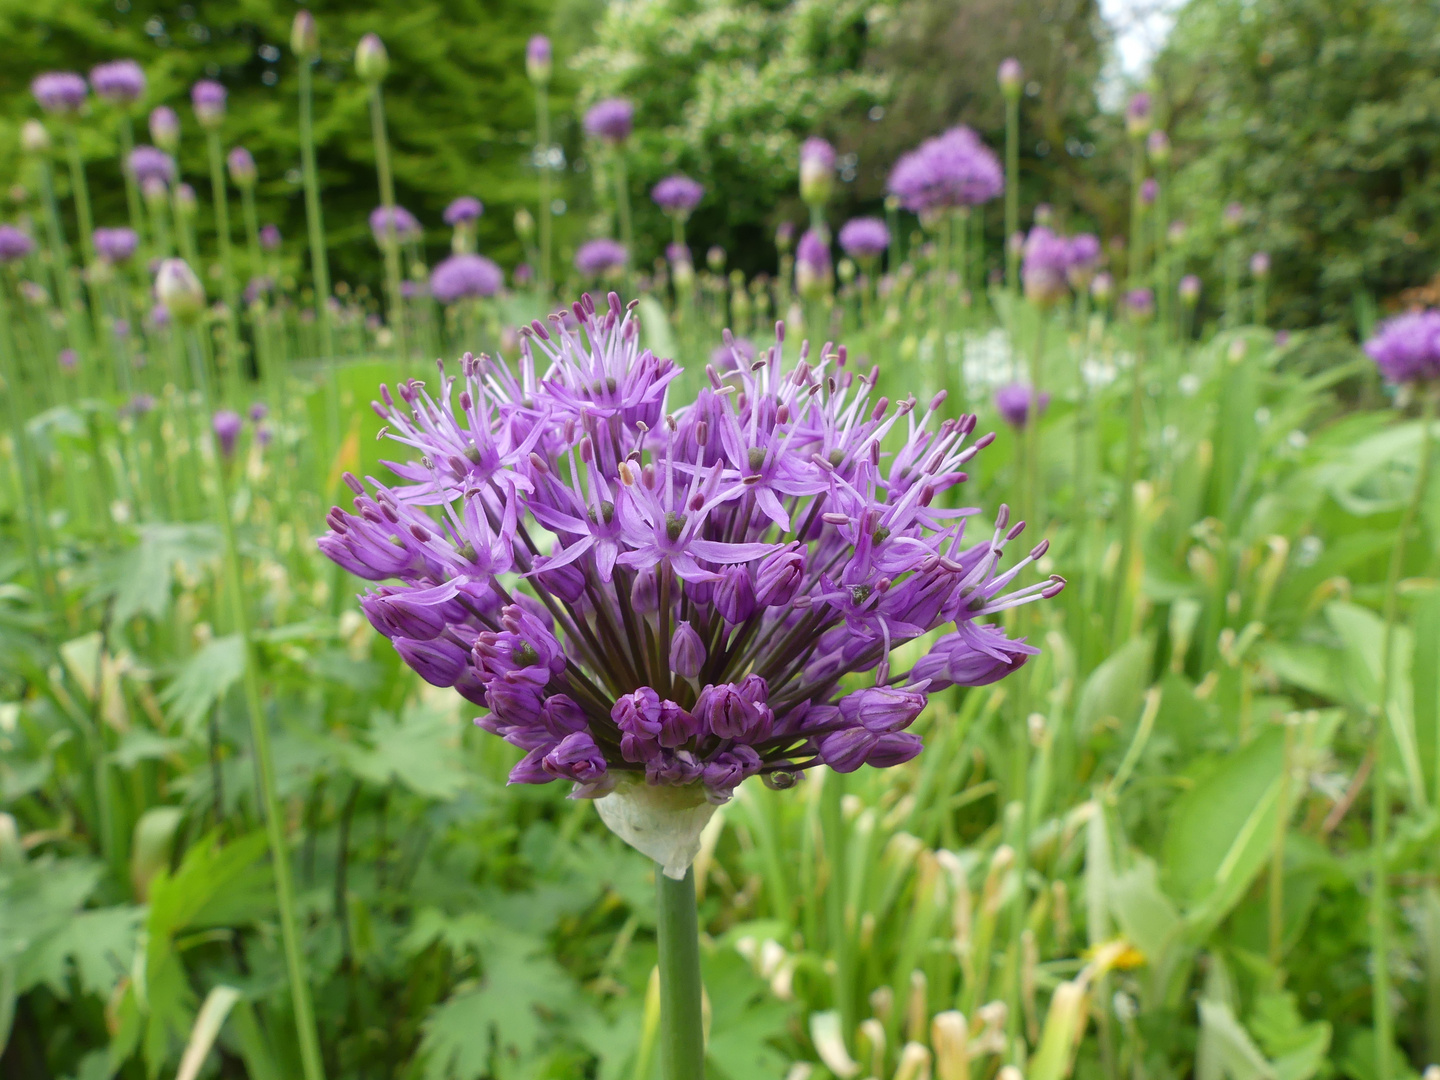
430,253,504,304
320,292,1061,822
994,383,1050,428
0,226,35,263
32,72,88,115
651,175,704,218
575,238,628,277
1364,310,1440,384
94,227,139,264
584,98,634,143
128,145,175,186
444,197,484,227
90,60,146,107
370,205,422,246
887,126,1003,215
838,217,890,261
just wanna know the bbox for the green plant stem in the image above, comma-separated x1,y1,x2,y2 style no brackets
1005,96,1019,293
1127,141,1144,288
1268,716,1295,965
820,769,855,1036
297,57,339,456
368,81,409,361
615,151,635,294
0,289,53,618
204,131,239,309
1111,324,1147,649
537,85,553,299
1373,385,1438,1080
116,115,147,260
36,160,79,326
184,327,327,1080
656,866,705,1080
63,128,96,272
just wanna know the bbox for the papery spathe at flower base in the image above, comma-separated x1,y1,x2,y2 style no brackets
997,57,1023,98
1139,178,1158,206
213,410,243,458
1250,251,1270,278
356,33,389,83
20,121,51,155
319,291,1061,872
1146,130,1170,165
1125,91,1152,138
155,258,205,322
799,137,836,206
1066,234,1101,288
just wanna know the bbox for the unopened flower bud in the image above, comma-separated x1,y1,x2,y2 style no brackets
997,57,1023,99
291,10,319,59
21,120,51,155
155,258,205,323
149,105,179,151
526,35,552,86
356,32,389,83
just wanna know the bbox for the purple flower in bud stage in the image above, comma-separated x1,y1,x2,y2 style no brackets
1178,273,1201,306
322,292,1059,804
94,227,138,264
994,383,1050,428
249,402,269,423
0,226,35,263
1125,287,1155,321
795,228,832,299
1125,91,1152,137
1066,233,1101,288
32,72,88,115
1364,310,1440,384
1021,226,1071,307
584,98,634,143
1250,251,1270,278
430,254,504,304
574,238,628,277
1147,129,1170,165
888,126,1003,215
1091,271,1114,302
227,146,256,188
444,197,483,226
128,146,175,188
513,264,534,288
149,106,180,151
1222,201,1245,233
212,409,243,458
259,223,282,251
775,221,796,252
1139,177,1158,206
191,80,226,128
90,60,146,106
370,205,422,246
799,137,836,205
838,217,890,261
997,57,1023,98
652,175,705,217
58,348,78,372
526,35,553,85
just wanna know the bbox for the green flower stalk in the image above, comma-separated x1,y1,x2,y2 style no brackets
998,59,1022,292
358,33,409,361
527,36,554,297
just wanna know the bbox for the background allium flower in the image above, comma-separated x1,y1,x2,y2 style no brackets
1125,288,1155,320
191,80,226,127
370,205,422,246
526,35,552,84
651,175,704,217
259,223,282,251
227,146,256,187
128,146,175,185
430,253,503,303
90,60,146,106
1178,274,1202,305
321,293,1059,806
795,228,832,299
212,410,243,457
574,238,628,276
58,348,78,372
444,197,484,226
1091,271,1114,302
355,33,389,83
887,126,1003,214
1139,178,1158,206
1066,233,1102,287
1021,226,1071,307
997,57,1023,97
1364,310,1440,384
994,383,1050,428
775,221,796,252
1147,129,1171,164
1250,251,1270,278
710,334,756,371
838,217,890,261
32,72,87,115
1126,91,1152,137
584,98,634,143
149,106,180,151
0,225,35,263
799,137,836,205
94,227,138,263
1222,201,1245,233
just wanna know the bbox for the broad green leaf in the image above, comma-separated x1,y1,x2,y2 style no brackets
1257,642,1347,703
1109,858,1186,1003
1197,1000,1276,1080
146,831,271,946
91,524,220,626
159,635,246,736
0,857,102,966
1076,635,1153,741
1249,993,1330,1080
15,905,142,998
336,702,468,800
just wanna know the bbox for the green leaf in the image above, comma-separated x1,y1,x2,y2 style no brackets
146,831,271,945
1197,999,1276,1080
1248,993,1330,1080
1076,635,1154,741
335,702,468,800
0,857,102,967
91,524,220,626
15,905,142,999
159,635,246,736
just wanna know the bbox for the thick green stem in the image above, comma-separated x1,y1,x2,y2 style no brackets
297,58,339,453
657,867,705,1080
537,85,553,298
1373,385,1437,1080
368,82,408,361
1004,97,1019,293
63,129,96,270
820,770,855,1035
615,151,635,294
184,328,328,1080
1111,326,1147,649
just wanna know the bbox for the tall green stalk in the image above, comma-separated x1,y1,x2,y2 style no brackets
1372,385,1437,1080
1111,322,1147,649
821,770,856,1035
297,55,339,453
1127,142,1145,288
367,81,408,361
0,287,53,617
183,326,328,1080
204,132,239,318
656,867,705,1080
116,115,148,260
537,84,553,298
1004,96,1019,293
63,128,97,271
615,151,635,292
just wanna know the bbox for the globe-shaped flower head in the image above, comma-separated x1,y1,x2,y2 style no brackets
574,238,629,278
1364,310,1440,384
429,254,504,304
1065,233,1102,288
1178,274,1201,307
1021,226,1071,307
837,217,890,262
190,80,227,129
1125,92,1152,138
149,106,180,151
370,205,422,247
227,147,256,188
526,35,552,85
90,60,146,107
799,137,836,206
584,99,634,144
0,226,35,263
94,227,139,264
32,72,88,115
128,146,175,186
444,197,484,227
259,224,282,251
887,126,1003,216
997,57,1023,99
795,228,833,299
651,175,704,219
994,383,1050,428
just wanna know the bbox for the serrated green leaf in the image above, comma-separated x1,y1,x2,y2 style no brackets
337,703,468,800
159,635,245,736
15,905,142,998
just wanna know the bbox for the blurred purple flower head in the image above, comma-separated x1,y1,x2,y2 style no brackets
838,217,890,260
1178,273,1201,305
90,60,146,106
994,382,1050,428
191,80,226,128
1168,219,1187,244
32,73,87,115
1139,177,1158,206
94,227,139,263
1364,310,1440,384
1125,287,1155,321
795,228,832,299
149,106,180,151
249,402,269,422
430,253,504,304
227,146,256,187
355,33,389,83
1222,202,1245,233
574,238,628,277
666,242,691,266
148,304,170,329
259,223,282,251
651,175,704,216
1274,330,1291,346
710,335,757,371
1065,233,1102,287
1125,91,1152,137
174,183,197,217
997,57,1023,97
127,393,156,417
0,225,35,263
584,99,634,143
1146,129,1171,164
370,205,422,246
243,276,272,305
513,263,534,287
128,145,175,186
887,126,1003,214
1250,251,1270,278
799,137,836,205
213,410,243,457
58,348,78,372
526,35,552,84
775,221,796,252
1091,271,1114,302
444,197,484,227
1021,226,1071,307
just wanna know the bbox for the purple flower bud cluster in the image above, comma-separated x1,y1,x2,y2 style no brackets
1364,310,1440,384
993,383,1050,429
1021,226,1073,306
651,175,705,216
321,293,1061,803
444,197,484,227
430,254,504,304
94,227,139,263
584,99,634,143
887,126,1003,215
90,60,146,106
370,205,422,246
574,238,629,277
32,72,88,115
0,225,36,263
128,146,175,185
837,217,890,261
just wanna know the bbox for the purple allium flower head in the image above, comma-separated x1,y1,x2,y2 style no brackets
94,227,138,263
1125,287,1155,321
651,175,705,216
799,137,836,205
1139,177,1158,206
127,393,156,417
1065,233,1102,287
190,80,226,128
1021,226,1071,307
666,242,691,266
710,335,757,371
212,410,243,457
838,217,890,260
526,35,552,84
887,126,1003,214
444,197,484,227
513,264,534,287
227,146,256,187
1250,251,1270,278
0,225,35,263
355,33,389,83
1146,129,1170,164
128,145,175,186
430,253,504,303
997,57,1023,97
1178,273,1201,305
994,383,1050,428
370,205,422,246
1125,91,1152,137
1222,201,1245,232
149,106,180,151
320,294,1060,803
259,223,282,251
584,99,634,143
574,238,628,276
1091,271,1114,302
795,228,832,299
1363,310,1440,384
90,60,146,106
775,221,796,252
249,402,269,422
58,348,78,372
32,73,87,115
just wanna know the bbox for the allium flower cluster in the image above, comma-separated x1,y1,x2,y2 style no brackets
887,127,1003,216
321,293,1060,803
371,205,422,246
651,175,704,217
430,254,503,304
1021,226,1073,307
90,60,146,106
191,80,227,128
128,146,175,185
584,99,634,143
444,197,484,227
0,225,36,263
795,229,832,299
838,217,890,261
1364,310,1440,384
32,73,88,115
1066,234,1102,288
94,227,139,263
575,238,628,277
